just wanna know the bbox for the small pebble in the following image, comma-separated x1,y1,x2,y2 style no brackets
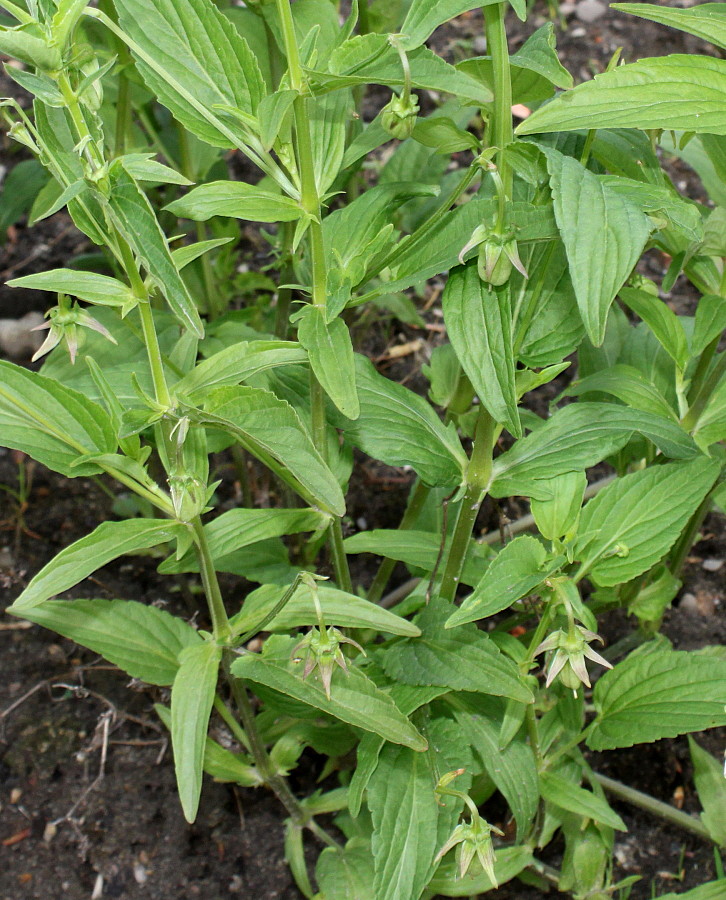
10,788,22,804
680,591,716,616
559,2,576,15
571,27,587,38
701,558,723,572
133,862,148,885
576,0,607,23
43,822,57,843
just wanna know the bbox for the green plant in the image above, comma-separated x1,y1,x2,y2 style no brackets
1,0,725,897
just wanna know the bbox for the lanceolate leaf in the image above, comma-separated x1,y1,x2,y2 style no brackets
340,355,467,489
489,403,697,500
618,287,689,371
11,520,185,610
442,263,521,436
231,583,420,638
171,640,221,822
368,744,440,900
0,360,116,478
8,269,135,307
107,163,204,337
297,306,360,419
455,710,538,839
447,535,555,627
159,508,327,575
574,457,720,586
565,365,678,421
518,55,726,137
688,737,726,847
587,647,726,750
400,0,504,50
114,0,265,148
539,771,626,831
175,341,308,397
428,846,534,896
543,147,650,346
382,601,533,704
11,599,201,686
196,385,345,516
613,3,726,51
165,181,301,223
231,636,427,750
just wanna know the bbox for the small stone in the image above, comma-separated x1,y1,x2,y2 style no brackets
43,822,57,843
702,558,723,572
356,517,368,530
0,312,44,359
133,862,148,885
473,36,487,54
576,0,607,23
0,546,13,568
559,2,576,15
10,788,22,804
680,591,716,616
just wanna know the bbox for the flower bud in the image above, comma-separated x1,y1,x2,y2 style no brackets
381,92,420,141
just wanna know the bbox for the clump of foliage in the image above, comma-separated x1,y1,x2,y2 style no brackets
1,0,725,897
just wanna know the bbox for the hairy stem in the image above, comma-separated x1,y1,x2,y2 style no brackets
192,518,231,643
593,773,713,842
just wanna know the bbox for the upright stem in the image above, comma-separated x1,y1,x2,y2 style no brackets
276,0,352,592
192,518,231,642
483,2,513,197
440,408,496,601
358,0,370,35
222,651,340,848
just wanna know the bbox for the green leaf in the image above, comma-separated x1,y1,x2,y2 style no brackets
588,645,726,750
171,237,234,271
297,306,359,419
8,268,135,307
171,640,221,822
119,154,193,186
382,601,533,704
619,287,689,371
443,263,520,436
428,845,534,896
458,23,572,105
0,359,116,478
339,355,467,489
310,89,351,196
10,599,200,686
613,3,726,51
518,55,726,136
321,34,492,105
400,0,502,50
489,403,698,500
688,737,726,847
230,635,427,750
565,364,678,421
446,536,555,627
455,709,539,839
159,508,327,575
368,743,440,900
658,883,726,900
316,840,375,900
530,470,586,542
575,457,719,586
412,116,479,154
540,771,626,831
175,340,308,397
543,147,650,345
155,705,261,787
692,294,726,357
10,519,184,610
599,176,703,245
231,582,420,638
196,385,345,516
114,0,265,147
165,181,301,223
343,529,489,588
107,162,204,337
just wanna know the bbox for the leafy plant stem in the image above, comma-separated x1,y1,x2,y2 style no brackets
223,652,341,848
483,2,514,198
440,407,496,602
191,518,232,643
367,480,430,604
669,487,715,578
113,66,132,158
213,694,251,753
593,772,712,842
686,335,719,406
274,222,295,338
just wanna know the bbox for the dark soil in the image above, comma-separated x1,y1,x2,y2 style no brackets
2,2,725,898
